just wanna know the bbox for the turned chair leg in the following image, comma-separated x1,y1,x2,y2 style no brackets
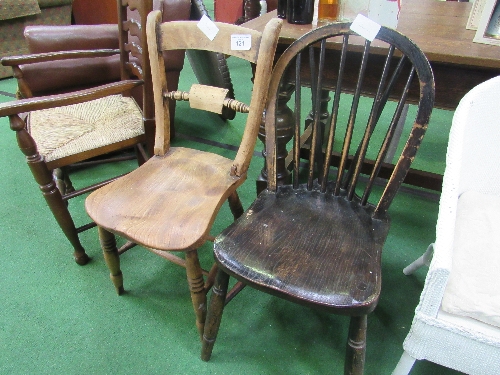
11,115,89,265
98,226,124,295
201,268,230,361
344,315,367,375
42,173,89,265
185,250,207,340
227,191,244,220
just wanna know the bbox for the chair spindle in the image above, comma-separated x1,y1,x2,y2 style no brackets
320,34,349,193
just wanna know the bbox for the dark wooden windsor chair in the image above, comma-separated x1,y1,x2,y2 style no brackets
201,22,435,374
85,13,283,339
0,0,154,265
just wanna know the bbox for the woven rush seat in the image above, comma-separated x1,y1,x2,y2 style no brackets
28,94,144,163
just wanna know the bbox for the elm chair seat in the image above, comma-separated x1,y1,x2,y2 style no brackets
215,185,389,312
87,147,239,251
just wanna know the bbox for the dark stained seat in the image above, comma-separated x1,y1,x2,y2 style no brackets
201,22,435,374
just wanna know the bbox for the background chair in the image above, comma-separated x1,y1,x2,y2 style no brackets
15,0,235,133
201,22,435,375
0,0,154,265
392,76,500,375
85,13,282,338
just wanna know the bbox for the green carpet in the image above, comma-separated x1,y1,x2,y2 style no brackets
0,21,463,375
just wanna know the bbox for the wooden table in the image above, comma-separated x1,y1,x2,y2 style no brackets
244,0,500,192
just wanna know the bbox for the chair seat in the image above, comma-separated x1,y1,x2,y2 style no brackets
214,185,391,315
85,147,245,251
28,94,144,165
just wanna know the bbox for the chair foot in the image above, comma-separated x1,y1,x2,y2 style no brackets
111,272,125,295
98,227,125,295
74,250,91,265
391,351,416,375
403,243,434,275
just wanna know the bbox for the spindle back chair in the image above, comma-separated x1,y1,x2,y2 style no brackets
202,22,435,374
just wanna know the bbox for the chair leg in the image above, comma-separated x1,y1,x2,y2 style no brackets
42,170,89,265
391,351,416,375
11,115,89,264
403,243,434,275
185,250,207,340
227,190,244,220
344,315,367,375
201,268,230,361
98,226,124,295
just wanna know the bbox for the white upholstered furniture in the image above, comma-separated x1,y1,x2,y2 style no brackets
392,76,500,375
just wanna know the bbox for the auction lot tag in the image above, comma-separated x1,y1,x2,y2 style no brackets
231,34,252,50
350,14,381,42
197,14,219,41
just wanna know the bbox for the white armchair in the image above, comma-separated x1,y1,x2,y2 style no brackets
392,76,500,375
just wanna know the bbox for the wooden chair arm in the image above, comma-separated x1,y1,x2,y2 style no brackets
0,80,142,117
1,49,120,67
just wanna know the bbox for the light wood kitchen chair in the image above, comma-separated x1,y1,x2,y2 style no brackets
85,12,282,338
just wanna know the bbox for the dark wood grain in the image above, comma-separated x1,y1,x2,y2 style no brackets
202,22,434,374
215,187,389,313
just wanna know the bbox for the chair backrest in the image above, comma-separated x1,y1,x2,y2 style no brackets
448,76,500,197
146,12,283,176
264,23,434,218
118,0,153,116
432,76,500,265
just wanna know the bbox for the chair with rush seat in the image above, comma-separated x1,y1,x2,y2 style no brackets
84,13,282,338
0,0,154,265
201,22,435,374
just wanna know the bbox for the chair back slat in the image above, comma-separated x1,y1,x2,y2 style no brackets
292,53,303,189
320,34,349,193
147,12,283,179
334,39,370,196
117,0,153,121
307,40,327,191
264,23,434,217
344,44,397,198
157,22,263,64
362,66,415,204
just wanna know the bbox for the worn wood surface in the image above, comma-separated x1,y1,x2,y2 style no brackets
86,147,245,251
214,187,389,313
202,22,434,374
